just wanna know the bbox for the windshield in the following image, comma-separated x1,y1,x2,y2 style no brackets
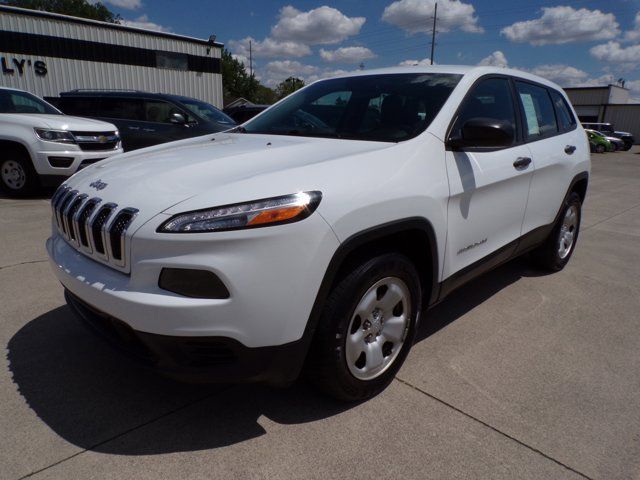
243,73,462,142
180,98,236,126
0,89,60,114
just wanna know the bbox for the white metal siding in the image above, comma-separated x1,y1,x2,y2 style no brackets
0,9,223,106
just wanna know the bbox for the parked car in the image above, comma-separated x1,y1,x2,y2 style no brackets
224,104,269,123
582,122,633,150
0,87,122,195
47,66,590,401
56,91,236,151
595,130,624,151
585,129,613,153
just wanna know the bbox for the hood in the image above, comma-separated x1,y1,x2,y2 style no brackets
65,133,393,219
0,113,117,131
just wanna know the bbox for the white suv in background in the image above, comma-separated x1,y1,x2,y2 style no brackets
0,87,122,195
47,66,590,401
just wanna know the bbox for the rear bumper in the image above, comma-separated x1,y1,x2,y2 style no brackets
65,289,308,386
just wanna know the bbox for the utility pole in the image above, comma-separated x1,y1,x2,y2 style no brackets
249,40,253,77
430,2,437,65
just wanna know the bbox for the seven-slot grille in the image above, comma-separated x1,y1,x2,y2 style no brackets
51,185,138,270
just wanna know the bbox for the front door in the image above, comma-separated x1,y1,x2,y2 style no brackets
443,76,534,280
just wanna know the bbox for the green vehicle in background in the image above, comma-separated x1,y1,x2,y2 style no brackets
585,129,613,153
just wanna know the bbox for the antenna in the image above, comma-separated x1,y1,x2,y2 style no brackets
430,2,438,65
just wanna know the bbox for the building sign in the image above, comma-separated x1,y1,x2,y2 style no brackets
1,57,47,76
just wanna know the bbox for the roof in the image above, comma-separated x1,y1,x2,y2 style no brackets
59,90,205,103
326,65,564,90
0,5,224,48
564,84,629,92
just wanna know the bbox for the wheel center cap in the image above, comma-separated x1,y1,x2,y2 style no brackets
370,308,384,332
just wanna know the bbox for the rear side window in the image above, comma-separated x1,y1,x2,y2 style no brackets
60,97,100,117
550,90,576,132
453,77,516,145
515,81,558,139
98,98,144,120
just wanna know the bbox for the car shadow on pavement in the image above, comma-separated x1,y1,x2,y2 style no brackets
7,256,549,455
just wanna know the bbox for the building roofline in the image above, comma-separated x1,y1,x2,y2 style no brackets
564,84,628,91
0,5,224,48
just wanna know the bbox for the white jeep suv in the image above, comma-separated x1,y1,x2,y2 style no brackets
0,87,122,195
47,66,590,401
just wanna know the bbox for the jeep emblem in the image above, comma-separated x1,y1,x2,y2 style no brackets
89,179,107,190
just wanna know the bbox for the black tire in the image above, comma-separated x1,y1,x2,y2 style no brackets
0,149,39,196
595,144,605,154
307,253,421,402
531,192,582,272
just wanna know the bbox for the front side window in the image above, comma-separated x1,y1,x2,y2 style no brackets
143,100,190,124
550,90,576,132
243,73,462,142
452,77,516,145
180,98,236,126
516,81,558,139
0,90,60,114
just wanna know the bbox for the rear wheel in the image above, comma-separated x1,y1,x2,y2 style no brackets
0,150,38,196
595,144,605,154
531,192,582,272
307,253,421,401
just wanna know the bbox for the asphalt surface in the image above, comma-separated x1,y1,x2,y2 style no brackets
1,149,639,479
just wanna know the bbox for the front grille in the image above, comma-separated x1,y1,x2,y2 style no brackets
70,131,119,152
51,185,138,272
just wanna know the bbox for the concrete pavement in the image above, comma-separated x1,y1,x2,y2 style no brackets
1,149,639,479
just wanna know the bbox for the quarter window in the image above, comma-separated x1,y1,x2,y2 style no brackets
515,82,558,139
550,90,576,132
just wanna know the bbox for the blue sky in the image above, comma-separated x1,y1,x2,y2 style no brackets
105,0,640,93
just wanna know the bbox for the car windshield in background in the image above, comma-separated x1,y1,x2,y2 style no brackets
181,99,236,126
0,90,60,115
243,73,462,142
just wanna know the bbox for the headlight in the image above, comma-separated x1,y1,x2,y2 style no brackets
158,191,322,233
34,128,76,144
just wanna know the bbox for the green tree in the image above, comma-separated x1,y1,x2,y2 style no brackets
221,48,259,105
276,77,305,99
2,0,121,22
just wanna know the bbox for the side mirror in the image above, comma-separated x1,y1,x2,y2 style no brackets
169,112,187,125
448,117,514,149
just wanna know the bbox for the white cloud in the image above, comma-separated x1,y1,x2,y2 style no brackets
121,15,171,32
398,58,433,66
271,6,366,45
319,46,376,63
228,37,311,59
478,50,508,67
590,41,640,67
261,60,319,87
528,64,590,86
382,0,483,34
624,13,640,42
104,0,142,9
501,6,619,46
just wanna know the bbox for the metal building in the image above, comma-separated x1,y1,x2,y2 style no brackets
564,84,640,141
0,5,224,107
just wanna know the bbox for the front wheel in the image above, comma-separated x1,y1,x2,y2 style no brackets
307,253,421,401
0,151,38,196
531,192,582,271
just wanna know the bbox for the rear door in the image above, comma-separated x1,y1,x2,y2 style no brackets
443,76,534,280
515,83,582,234
96,97,146,151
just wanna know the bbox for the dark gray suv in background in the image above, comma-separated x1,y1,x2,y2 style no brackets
55,91,236,151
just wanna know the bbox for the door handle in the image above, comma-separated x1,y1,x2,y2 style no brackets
565,145,576,154
128,126,140,130
143,128,156,132
513,157,532,170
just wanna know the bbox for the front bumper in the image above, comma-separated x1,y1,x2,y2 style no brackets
33,146,123,177
65,290,307,385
